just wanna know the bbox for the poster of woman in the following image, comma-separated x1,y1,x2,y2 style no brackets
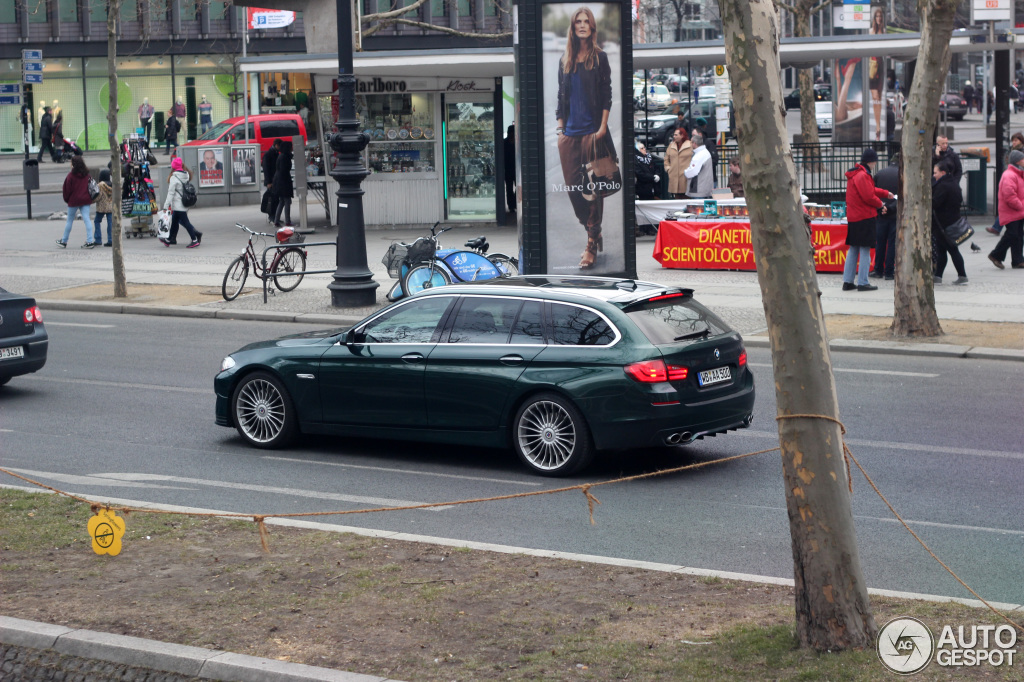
543,3,624,274
834,57,864,145
868,6,887,143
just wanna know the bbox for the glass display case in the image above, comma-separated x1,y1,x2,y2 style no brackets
445,100,496,220
359,92,437,175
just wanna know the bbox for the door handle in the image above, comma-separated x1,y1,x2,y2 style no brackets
499,354,524,365
401,353,424,363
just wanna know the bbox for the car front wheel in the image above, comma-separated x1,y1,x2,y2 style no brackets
512,393,594,476
231,371,297,449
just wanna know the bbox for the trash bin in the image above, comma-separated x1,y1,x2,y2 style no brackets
23,159,39,191
960,149,987,215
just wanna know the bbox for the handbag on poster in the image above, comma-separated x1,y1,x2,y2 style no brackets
580,135,622,202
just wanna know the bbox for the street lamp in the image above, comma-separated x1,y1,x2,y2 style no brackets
326,0,378,307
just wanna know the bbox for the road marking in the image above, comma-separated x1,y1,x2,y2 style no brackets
747,362,938,377
26,375,206,394
742,429,1024,461
93,473,450,511
43,322,116,328
261,456,542,487
3,468,192,491
6,484,1020,613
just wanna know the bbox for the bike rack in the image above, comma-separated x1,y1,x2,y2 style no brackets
259,241,338,304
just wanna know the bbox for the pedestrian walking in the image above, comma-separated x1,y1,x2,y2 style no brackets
986,132,1023,236
262,139,281,224
663,127,692,199
92,167,114,247
842,148,892,291
161,157,202,248
37,106,56,162
962,80,975,114
504,124,517,216
56,156,95,249
683,130,713,199
164,111,181,155
272,140,294,227
871,157,899,280
52,111,65,162
931,158,968,285
987,149,1024,270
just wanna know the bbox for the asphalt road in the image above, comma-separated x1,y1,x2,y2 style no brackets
2,311,1022,606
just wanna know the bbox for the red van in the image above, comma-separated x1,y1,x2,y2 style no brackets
182,113,307,158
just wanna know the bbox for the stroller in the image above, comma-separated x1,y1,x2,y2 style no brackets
56,137,84,163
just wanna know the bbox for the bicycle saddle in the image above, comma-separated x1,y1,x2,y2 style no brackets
464,236,488,252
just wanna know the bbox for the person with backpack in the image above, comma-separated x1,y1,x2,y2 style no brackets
160,157,202,248
56,156,96,249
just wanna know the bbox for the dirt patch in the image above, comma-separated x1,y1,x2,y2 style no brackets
825,315,1024,350
33,283,244,307
0,490,1018,681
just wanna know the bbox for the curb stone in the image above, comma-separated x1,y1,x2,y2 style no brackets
0,616,399,682
742,336,1024,362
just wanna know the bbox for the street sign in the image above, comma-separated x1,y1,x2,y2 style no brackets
23,73,43,84
971,0,1011,22
0,95,22,106
22,49,42,61
23,61,43,72
0,84,22,95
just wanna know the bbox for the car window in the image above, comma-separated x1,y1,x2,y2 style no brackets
260,120,301,139
509,300,545,345
624,299,731,345
359,296,452,343
229,123,256,142
197,121,233,141
447,297,522,344
549,303,615,346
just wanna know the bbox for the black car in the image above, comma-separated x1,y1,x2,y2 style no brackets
939,93,967,121
784,85,831,110
0,288,48,386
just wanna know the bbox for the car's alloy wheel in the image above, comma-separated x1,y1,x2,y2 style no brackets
513,393,593,476
232,371,296,449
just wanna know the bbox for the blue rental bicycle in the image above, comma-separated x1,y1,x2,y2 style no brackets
382,223,519,301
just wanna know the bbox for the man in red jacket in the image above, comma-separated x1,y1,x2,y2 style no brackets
843,148,893,291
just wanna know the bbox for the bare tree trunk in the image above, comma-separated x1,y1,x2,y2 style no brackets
107,0,127,298
792,8,820,149
718,0,876,651
891,0,958,337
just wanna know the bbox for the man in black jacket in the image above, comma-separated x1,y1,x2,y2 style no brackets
164,113,180,155
871,158,899,280
262,139,281,224
934,135,962,184
37,107,55,162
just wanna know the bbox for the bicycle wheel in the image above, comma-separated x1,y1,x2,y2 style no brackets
222,256,249,301
272,247,306,292
488,253,519,277
402,263,451,296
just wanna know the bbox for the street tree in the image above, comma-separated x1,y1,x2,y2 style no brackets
717,0,876,650
891,0,960,337
104,0,128,298
774,0,829,150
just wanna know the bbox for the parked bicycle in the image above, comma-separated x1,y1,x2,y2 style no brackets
382,222,520,301
222,223,307,301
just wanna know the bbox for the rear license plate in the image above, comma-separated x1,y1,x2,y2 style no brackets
698,366,731,386
0,346,25,360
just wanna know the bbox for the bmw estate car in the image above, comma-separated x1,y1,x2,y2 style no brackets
215,277,755,476
0,287,48,387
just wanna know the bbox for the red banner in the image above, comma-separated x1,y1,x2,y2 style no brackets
653,220,868,273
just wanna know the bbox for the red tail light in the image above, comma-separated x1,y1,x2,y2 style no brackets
625,359,688,383
738,351,747,366
23,307,42,323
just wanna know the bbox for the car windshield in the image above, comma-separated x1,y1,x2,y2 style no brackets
196,121,234,141
652,85,669,95
625,298,731,345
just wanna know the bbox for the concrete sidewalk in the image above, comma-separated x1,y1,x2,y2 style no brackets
1,201,1022,359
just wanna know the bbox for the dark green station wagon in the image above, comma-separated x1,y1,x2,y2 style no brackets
215,276,755,476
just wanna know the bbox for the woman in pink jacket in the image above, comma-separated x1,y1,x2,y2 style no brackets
988,149,1024,269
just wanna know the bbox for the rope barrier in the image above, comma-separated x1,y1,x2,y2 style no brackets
2,414,1020,631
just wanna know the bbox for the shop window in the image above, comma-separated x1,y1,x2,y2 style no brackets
27,0,48,23
358,92,436,174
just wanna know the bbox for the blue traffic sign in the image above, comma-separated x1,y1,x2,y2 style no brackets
23,73,43,84
22,49,43,60
0,84,21,94
23,61,44,72
0,95,22,106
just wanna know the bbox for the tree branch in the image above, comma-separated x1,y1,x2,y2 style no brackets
361,0,431,23
774,0,796,16
382,17,512,39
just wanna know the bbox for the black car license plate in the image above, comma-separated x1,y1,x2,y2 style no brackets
698,366,731,386
0,346,25,361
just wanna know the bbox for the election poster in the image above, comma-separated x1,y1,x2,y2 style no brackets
198,148,225,188
232,146,258,185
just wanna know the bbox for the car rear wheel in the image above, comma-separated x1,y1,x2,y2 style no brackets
231,371,296,449
512,393,593,476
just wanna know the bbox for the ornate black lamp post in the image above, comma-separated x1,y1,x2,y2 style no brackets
326,0,378,307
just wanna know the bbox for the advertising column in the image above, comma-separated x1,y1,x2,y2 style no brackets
514,0,634,277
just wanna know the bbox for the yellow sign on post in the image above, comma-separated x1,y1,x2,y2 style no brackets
88,509,126,556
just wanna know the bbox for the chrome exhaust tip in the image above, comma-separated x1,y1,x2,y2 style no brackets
678,431,694,444
665,432,682,445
